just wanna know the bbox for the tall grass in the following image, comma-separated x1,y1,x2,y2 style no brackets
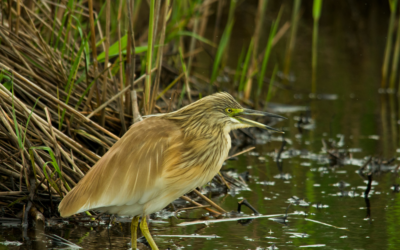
0,0,306,221
283,0,301,81
178,47,190,107
210,0,236,85
234,46,246,87
100,0,111,127
150,0,171,113
145,0,156,114
312,0,323,94
381,0,398,88
265,64,279,106
257,7,283,98
390,3,400,90
239,39,254,95
243,0,269,100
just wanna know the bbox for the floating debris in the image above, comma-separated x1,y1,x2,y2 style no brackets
274,173,292,179
287,196,310,206
304,218,347,230
312,204,329,208
299,244,326,248
177,213,294,226
0,241,23,246
286,232,310,238
45,234,82,249
256,181,276,186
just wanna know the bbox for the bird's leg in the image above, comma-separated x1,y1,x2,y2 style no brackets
131,216,140,249
139,215,159,250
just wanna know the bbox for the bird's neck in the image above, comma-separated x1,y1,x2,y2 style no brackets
164,115,232,161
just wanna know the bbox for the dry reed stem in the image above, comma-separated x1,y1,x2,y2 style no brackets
86,68,157,120
0,0,251,220
150,0,170,113
85,0,99,113
180,195,221,217
100,0,111,128
0,87,101,164
244,0,267,100
117,0,127,133
192,189,227,214
126,0,136,117
0,63,119,140
132,90,143,123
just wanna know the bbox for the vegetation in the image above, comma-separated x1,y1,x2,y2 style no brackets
0,0,288,225
0,1,399,248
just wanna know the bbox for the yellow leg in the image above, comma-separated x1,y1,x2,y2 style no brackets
131,216,140,249
139,215,159,250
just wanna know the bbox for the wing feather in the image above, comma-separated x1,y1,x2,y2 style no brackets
59,117,182,217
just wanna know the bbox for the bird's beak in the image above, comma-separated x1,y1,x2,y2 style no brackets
234,109,287,133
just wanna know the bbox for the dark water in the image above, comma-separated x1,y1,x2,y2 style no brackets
1,1,399,250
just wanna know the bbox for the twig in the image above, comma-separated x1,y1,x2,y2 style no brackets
180,195,221,217
192,189,226,214
226,147,255,160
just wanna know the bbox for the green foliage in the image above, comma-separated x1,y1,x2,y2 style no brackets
97,34,151,62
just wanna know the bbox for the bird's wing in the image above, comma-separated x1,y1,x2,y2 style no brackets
59,117,183,217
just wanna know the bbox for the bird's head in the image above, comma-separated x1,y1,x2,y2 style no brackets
165,92,286,135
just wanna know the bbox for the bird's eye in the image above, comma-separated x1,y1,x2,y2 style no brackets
226,108,233,113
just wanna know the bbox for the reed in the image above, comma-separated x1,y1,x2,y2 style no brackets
382,0,398,88
312,0,323,94
210,0,236,85
239,39,254,95
100,0,111,127
178,47,190,107
126,0,136,120
389,3,400,90
257,7,283,98
265,64,278,106
60,34,88,130
283,0,301,81
0,0,256,225
150,0,171,113
244,0,268,100
117,0,127,133
234,46,246,87
145,0,156,114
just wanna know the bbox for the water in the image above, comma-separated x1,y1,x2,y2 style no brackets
1,1,398,250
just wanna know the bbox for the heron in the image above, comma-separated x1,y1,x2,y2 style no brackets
59,92,286,249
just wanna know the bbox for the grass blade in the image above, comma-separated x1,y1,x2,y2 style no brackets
239,39,254,94
265,64,278,105
257,7,283,97
312,0,322,93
